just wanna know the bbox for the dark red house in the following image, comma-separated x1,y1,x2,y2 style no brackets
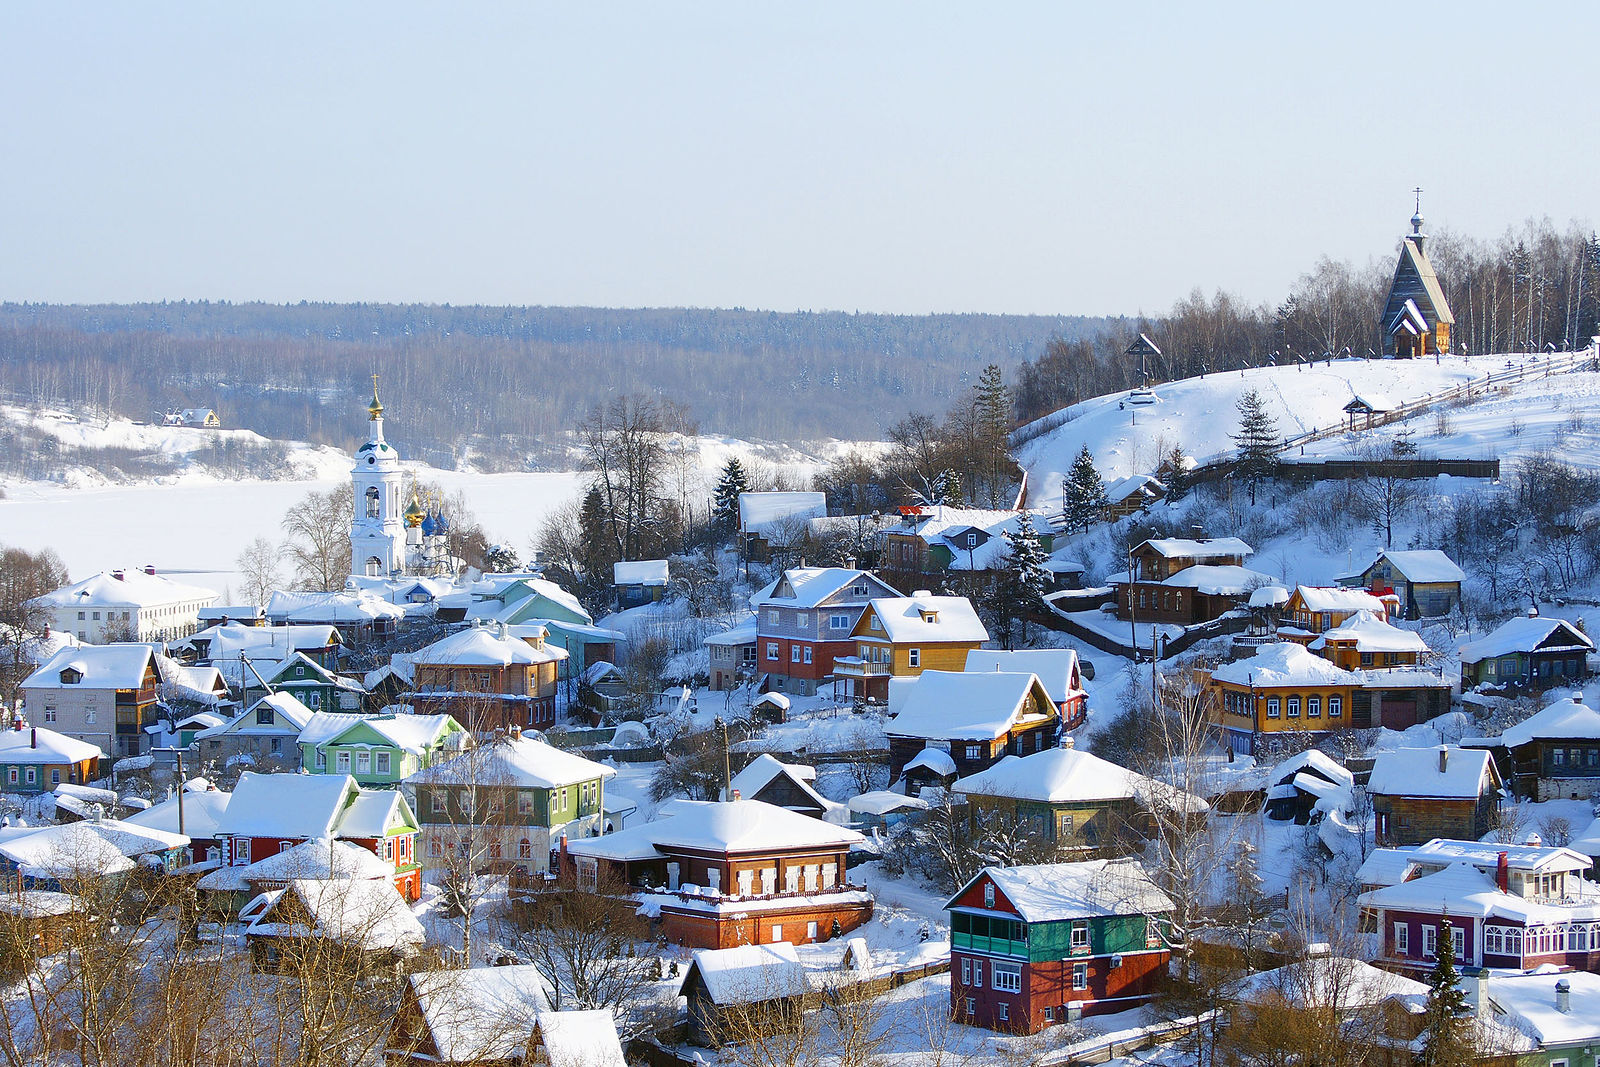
947,860,1173,1033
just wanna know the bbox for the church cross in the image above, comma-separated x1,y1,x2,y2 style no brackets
1412,186,1423,213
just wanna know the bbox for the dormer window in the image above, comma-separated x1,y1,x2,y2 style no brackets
919,610,938,624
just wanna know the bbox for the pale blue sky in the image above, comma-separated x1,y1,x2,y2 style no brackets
1,3,1593,315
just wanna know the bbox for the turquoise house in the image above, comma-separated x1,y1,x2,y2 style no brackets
450,577,623,679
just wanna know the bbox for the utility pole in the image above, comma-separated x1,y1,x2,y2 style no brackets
715,716,732,801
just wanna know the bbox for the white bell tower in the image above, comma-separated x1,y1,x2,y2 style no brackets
350,376,406,578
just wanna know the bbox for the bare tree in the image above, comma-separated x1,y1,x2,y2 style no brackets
280,485,353,592
235,536,283,607
0,544,68,711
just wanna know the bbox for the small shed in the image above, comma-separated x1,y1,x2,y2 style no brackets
681,942,808,1047
1343,393,1395,430
752,692,791,724
613,560,670,608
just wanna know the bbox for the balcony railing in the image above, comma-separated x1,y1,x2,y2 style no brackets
832,657,891,677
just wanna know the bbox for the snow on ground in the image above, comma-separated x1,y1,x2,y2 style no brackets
1016,351,1585,514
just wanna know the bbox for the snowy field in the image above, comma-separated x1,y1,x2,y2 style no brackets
1015,350,1594,515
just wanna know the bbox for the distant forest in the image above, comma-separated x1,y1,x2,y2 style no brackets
0,304,1112,470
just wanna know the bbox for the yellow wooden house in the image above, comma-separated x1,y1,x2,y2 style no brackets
1206,642,1362,757
832,593,989,702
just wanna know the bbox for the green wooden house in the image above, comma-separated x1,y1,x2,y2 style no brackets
405,734,616,877
242,651,366,714
299,712,469,787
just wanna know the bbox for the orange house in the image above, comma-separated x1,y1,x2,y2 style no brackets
1206,643,1361,757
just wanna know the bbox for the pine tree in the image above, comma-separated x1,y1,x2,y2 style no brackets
1231,389,1280,506
1418,918,1472,1067
1061,445,1109,533
972,364,1015,507
1160,444,1191,503
710,456,749,538
1004,513,1051,609
928,468,962,507
577,485,616,609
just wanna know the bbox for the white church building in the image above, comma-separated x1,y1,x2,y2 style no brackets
349,379,456,581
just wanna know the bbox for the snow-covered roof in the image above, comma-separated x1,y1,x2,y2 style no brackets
160,661,228,705
1572,816,1600,860
1102,474,1165,505
908,507,1049,572
1357,862,1600,923
613,560,670,587
887,670,1055,741
1459,616,1595,664
1374,550,1466,584
266,590,406,624
750,568,898,610
953,747,1207,814
0,818,187,880
237,837,391,883
1404,837,1591,875
1343,392,1396,413
865,594,989,645
1498,693,1600,748
196,692,316,740
213,771,356,839
703,618,758,647
533,1011,627,1067
1157,564,1274,595
0,725,104,764
1366,747,1498,799
183,621,341,662
683,942,807,1005
950,859,1173,924
1269,748,1353,791
1310,610,1429,654
847,791,928,817
1228,957,1427,1008
407,966,550,1064
412,624,563,667
29,569,217,609
738,492,828,538
1487,971,1600,1046
962,649,1084,706
729,753,817,798
1209,642,1362,689
0,890,81,918
1248,585,1290,608
566,798,863,863
1356,846,1420,888
123,785,231,841
1292,586,1388,615
903,747,958,778
22,643,155,691
407,736,613,790
248,878,424,951
297,712,370,749
339,789,411,839
1137,537,1253,560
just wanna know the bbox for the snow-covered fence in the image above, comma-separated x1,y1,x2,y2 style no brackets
1044,1011,1218,1065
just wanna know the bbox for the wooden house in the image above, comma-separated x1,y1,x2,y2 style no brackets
1379,208,1455,358
1280,586,1390,639
884,670,1060,782
880,506,1055,596
1368,746,1501,847
1100,475,1165,522
1473,692,1600,801
445,576,620,679
681,942,808,1047
951,743,1206,855
1356,838,1600,977
194,692,316,769
947,860,1173,1033
1459,615,1594,693
1114,537,1268,625
299,712,468,787
0,723,103,794
20,643,165,760
1206,643,1362,758
727,754,836,820
613,559,669,609
562,798,871,950
1337,550,1465,620
242,877,424,974
963,649,1089,729
750,567,901,697
832,593,988,702
737,492,827,563
0,891,85,961
406,735,615,878
1483,972,1600,1063
704,618,757,692
389,965,550,1066
1307,610,1423,669
408,622,567,733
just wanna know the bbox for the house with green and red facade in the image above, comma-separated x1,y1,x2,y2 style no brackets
947,860,1173,1033
749,568,901,696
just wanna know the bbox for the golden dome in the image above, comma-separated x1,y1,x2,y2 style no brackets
368,375,384,420
404,491,425,527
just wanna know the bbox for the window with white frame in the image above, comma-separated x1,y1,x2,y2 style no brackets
908,648,921,667
1266,697,1280,718
1307,696,1321,718
356,751,371,773
1451,925,1465,959
803,647,812,664
791,646,802,663
972,959,983,987
767,642,779,661
831,614,850,630
1394,923,1409,954
983,883,995,907
992,963,1021,992
1423,925,1438,958
376,751,390,775
1072,963,1087,989
967,744,983,760
336,752,351,773
1286,696,1301,718
1329,696,1342,718
996,1002,1009,1022
960,958,971,985
1071,921,1089,949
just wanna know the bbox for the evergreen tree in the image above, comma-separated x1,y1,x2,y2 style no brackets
1160,444,1191,502
1418,918,1472,1067
1061,445,1109,533
577,485,616,609
1004,513,1051,609
1231,389,1280,506
928,468,962,507
972,363,1016,507
710,456,749,538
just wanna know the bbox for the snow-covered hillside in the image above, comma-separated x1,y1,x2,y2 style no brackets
1015,351,1594,515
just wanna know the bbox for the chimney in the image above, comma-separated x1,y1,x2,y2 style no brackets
144,564,156,576
1060,736,1076,750
1524,831,1543,847
1527,606,1539,618
30,729,36,750
731,789,741,802
1496,852,1509,892
1438,746,1448,773
498,621,508,640
1556,977,1571,1013
1464,968,1490,1017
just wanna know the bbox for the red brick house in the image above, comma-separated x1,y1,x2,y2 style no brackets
948,860,1174,1033
749,568,901,696
562,797,870,949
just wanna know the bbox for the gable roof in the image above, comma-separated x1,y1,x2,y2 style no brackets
406,735,613,790
213,771,356,839
1389,236,1456,327
682,942,807,1005
947,859,1173,923
123,784,231,841
738,492,828,538
0,725,104,764
532,1011,627,1067
1156,564,1273,595
1291,586,1388,616
1497,693,1600,748
22,643,156,691
613,560,670,587
407,966,550,1064
565,798,863,863
952,748,1207,814
962,649,1084,706
750,568,900,610
1459,616,1595,664
1228,957,1428,1009
196,692,316,740
1309,610,1429,654
728,754,829,812
411,625,562,667
1209,642,1361,689
863,594,989,645
1136,537,1253,560
266,590,406,625
248,878,424,951
902,507,1048,572
1372,550,1466,584
1366,746,1499,799
886,670,1056,741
